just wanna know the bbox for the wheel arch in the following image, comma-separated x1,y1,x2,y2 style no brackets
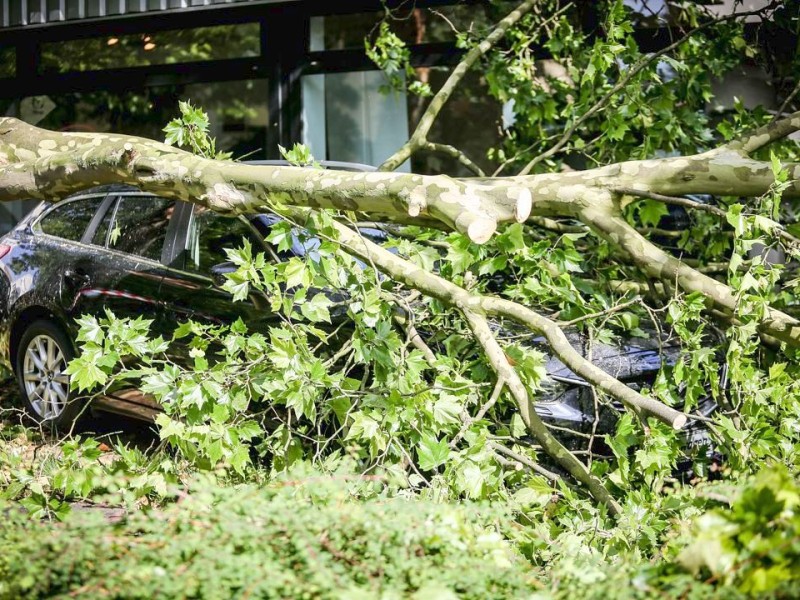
10,306,73,372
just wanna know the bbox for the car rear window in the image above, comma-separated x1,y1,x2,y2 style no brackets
185,208,265,274
105,196,176,262
38,196,105,242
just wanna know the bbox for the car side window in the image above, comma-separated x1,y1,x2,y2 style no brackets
38,196,106,242
105,196,176,262
184,208,265,274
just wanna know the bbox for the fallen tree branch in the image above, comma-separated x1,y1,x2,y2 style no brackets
491,441,561,482
481,297,687,429
0,118,532,245
2,118,799,249
579,198,800,347
728,109,800,155
461,308,620,513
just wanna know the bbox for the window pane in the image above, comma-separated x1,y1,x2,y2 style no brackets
303,68,501,177
185,208,261,273
47,0,66,21
37,79,268,160
310,4,514,51
109,196,175,261
408,68,502,176
40,22,260,73
0,47,14,78
39,196,106,241
320,70,410,169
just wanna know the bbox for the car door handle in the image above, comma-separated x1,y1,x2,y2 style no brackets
64,268,91,288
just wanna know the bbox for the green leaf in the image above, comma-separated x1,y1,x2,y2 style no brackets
155,414,185,440
433,395,462,426
75,315,104,345
279,142,319,167
284,258,310,289
300,293,333,323
638,199,669,228
237,420,262,441
141,369,177,397
64,351,108,392
347,412,379,441
418,436,450,471
229,445,251,474
460,462,485,499
770,149,788,184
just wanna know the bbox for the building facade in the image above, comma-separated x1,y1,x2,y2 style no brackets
0,0,518,232
0,0,783,232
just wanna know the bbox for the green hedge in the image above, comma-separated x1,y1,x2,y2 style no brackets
5,468,800,599
0,476,538,600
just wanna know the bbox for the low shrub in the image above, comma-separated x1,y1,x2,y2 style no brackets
0,470,539,600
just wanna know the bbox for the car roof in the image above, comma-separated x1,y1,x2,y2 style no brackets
63,160,375,200
244,160,376,172
67,184,140,196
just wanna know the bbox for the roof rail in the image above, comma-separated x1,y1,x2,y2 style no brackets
243,160,377,172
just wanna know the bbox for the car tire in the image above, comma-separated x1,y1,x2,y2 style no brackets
15,319,83,430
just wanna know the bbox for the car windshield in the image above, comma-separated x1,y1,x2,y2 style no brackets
252,214,394,264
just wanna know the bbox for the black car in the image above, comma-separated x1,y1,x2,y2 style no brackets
0,163,688,437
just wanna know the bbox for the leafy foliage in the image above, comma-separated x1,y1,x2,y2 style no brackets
0,420,176,519
163,100,232,160
366,21,432,97
279,141,320,168
4,2,800,598
485,0,747,171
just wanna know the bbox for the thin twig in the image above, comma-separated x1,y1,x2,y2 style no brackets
424,142,486,177
450,377,505,448
776,79,800,119
491,441,561,482
530,216,588,234
558,296,641,327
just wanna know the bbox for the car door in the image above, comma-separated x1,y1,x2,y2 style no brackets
158,204,278,342
68,193,180,340
67,192,183,414
23,193,113,327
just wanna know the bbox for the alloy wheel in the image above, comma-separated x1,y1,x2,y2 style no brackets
22,334,70,420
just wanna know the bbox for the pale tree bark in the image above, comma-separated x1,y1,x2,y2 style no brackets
1,110,799,511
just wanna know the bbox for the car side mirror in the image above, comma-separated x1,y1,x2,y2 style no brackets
210,261,237,287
